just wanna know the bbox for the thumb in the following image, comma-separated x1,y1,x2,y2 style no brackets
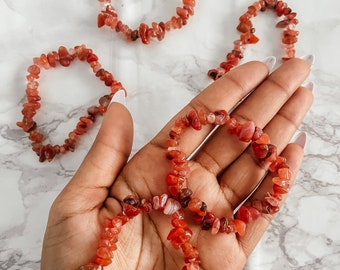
59,90,133,207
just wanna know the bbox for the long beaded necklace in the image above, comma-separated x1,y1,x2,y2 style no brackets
16,0,298,269
80,108,292,270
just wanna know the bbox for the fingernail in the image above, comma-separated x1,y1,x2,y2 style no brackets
109,89,127,107
293,132,307,148
261,56,276,72
302,81,314,92
300,54,315,66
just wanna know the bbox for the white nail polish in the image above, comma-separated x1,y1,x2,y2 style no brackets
302,81,314,92
292,132,307,148
109,89,127,107
300,54,315,66
261,56,276,72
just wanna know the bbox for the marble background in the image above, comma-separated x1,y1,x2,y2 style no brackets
0,0,339,269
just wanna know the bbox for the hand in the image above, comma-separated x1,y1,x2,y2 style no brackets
41,58,313,270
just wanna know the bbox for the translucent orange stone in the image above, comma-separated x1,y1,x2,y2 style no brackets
247,5,257,16
233,219,246,236
198,109,207,125
187,110,202,130
240,32,259,44
278,167,292,180
252,143,269,159
94,256,112,267
166,173,180,185
282,34,298,45
183,0,195,6
214,110,229,125
238,121,255,142
105,16,118,29
226,118,238,134
168,185,180,197
188,198,206,216
172,218,188,228
220,60,237,72
237,20,253,33
239,13,252,22
272,176,289,188
236,205,260,223
269,155,288,172
16,117,36,132
58,46,72,67
273,184,289,194
183,5,194,16
139,23,150,44
275,1,288,16
181,242,199,261
122,203,141,218
29,130,43,143
252,126,263,141
264,144,277,162
47,52,58,67
27,65,40,77
255,132,270,144
176,7,189,19
167,227,193,249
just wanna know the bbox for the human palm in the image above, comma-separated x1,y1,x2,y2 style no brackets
41,59,313,270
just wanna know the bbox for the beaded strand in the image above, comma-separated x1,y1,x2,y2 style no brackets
16,45,125,162
81,108,293,269
97,0,196,44
208,0,299,80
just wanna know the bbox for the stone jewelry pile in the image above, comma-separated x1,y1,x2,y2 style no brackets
16,0,298,269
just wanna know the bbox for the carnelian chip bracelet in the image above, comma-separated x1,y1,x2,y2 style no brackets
81,108,293,270
16,45,125,162
97,0,196,44
208,0,299,80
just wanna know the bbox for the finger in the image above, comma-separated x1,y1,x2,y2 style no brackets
218,85,313,208
194,58,311,177
58,92,133,207
238,139,305,257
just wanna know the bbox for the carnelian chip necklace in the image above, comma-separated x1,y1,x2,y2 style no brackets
97,0,196,44
17,45,124,162
208,0,299,80
80,108,293,270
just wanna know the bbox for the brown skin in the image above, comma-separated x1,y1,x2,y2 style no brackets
41,59,313,270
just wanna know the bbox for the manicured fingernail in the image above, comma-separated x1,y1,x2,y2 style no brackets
109,89,126,107
293,132,307,148
300,54,315,66
302,81,314,92
261,56,276,72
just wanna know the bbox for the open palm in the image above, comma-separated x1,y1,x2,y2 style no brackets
41,59,312,270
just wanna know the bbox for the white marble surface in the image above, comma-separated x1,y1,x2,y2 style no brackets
1,0,339,269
